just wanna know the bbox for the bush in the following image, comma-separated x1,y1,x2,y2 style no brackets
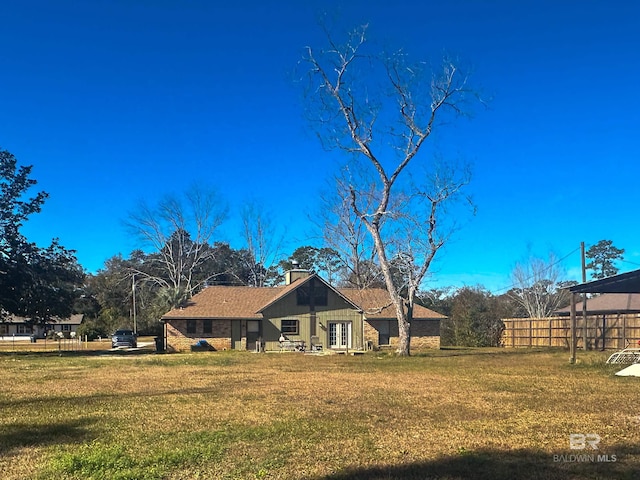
77,320,109,341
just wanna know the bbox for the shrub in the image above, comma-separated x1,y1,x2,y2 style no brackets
77,319,109,341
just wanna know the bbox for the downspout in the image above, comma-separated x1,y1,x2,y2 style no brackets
309,278,316,342
362,309,365,351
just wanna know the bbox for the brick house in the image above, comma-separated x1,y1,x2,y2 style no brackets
161,269,444,352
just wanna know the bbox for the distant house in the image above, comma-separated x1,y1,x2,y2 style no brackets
161,269,444,352
0,314,84,338
555,293,640,316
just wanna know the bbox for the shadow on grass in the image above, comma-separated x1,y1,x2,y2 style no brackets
0,384,228,410
0,418,96,456
411,347,566,358
319,446,640,480
0,347,156,358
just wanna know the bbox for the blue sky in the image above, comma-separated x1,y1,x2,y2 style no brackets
1,0,639,291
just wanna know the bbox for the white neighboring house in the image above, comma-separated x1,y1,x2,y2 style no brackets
0,314,84,339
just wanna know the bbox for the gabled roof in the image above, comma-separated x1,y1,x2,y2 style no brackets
161,278,446,321
339,288,446,320
257,274,361,313
555,293,640,316
64,314,85,325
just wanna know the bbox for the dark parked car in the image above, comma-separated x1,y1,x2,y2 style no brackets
111,329,137,348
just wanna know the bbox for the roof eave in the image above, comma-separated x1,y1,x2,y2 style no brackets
256,274,361,313
568,269,640,294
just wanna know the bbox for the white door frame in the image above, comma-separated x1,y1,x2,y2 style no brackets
328,321,352,349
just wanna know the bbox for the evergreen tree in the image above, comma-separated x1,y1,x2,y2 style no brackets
586,240,624,279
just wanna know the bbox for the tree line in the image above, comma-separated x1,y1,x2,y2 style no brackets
0,23,629,352
1,145,625,347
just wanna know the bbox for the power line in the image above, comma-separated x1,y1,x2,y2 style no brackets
492,246,582,295
619,259,640,268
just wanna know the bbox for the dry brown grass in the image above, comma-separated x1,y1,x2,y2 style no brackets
0,348,638,479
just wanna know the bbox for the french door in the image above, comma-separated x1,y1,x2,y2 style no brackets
328,322,351,349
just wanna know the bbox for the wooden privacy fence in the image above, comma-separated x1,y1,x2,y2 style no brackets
502,314,640,350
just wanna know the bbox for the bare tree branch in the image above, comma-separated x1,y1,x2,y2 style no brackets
241,202,285,287
509,253,570,318
125,185,227,297
302,23,478,355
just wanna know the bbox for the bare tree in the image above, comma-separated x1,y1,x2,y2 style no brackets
302,24,477,355
125,185,227,299
387,161,473,308
509,253,570,318
319,172,380,289
240,202,284,287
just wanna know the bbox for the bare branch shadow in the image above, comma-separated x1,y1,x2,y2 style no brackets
0,384,227,410
317,446,640,480
0,418,96,456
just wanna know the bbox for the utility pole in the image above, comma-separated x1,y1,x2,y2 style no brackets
570,292,577,364
581,242,588,350
132,273,137,335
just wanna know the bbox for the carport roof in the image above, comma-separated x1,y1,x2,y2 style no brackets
568,269,640,294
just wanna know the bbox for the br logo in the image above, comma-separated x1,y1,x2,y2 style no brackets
570,433,600,450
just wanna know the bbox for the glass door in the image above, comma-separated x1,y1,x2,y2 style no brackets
328,322,352,349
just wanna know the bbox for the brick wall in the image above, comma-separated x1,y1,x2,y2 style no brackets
411,320,440,349
166,319,233,352
364,320,378,348
364,318,441,349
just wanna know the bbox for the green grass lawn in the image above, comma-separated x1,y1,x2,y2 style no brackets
0,348,638,479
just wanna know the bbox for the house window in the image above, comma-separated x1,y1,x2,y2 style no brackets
187,320,197,334
281,319,299,335
17,325,31,334
61,325,72,332
203,319,212,334
296,283,328,306
247,321,260,333
0,324,7,335
378,320,391,346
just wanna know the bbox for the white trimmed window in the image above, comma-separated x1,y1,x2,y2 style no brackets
281,319,299,335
